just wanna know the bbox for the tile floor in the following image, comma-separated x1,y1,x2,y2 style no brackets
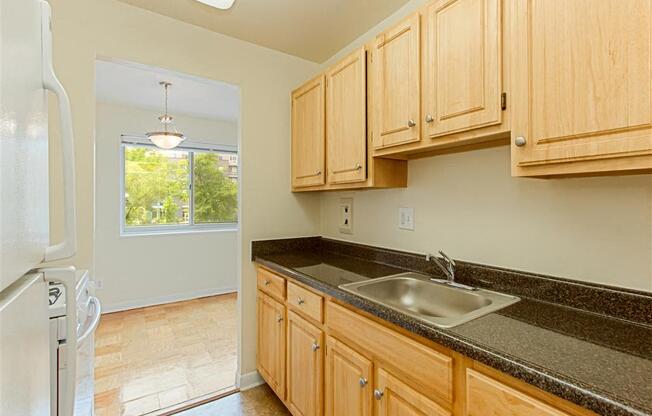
173,384,289,416
94,293,237,416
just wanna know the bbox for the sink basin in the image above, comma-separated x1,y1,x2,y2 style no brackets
339,273,519,328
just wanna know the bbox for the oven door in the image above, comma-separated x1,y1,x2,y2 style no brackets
58,294,101,416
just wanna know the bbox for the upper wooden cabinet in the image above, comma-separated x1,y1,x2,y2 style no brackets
291,75,326,188
510,0,652,176
291,50,407,192
423,0,503,139
372,0,508,159
372,13,422,149
326,48,367,184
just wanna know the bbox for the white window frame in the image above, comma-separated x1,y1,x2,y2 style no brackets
120,137,239,236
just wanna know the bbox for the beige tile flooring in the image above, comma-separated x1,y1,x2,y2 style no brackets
174,384,290,416
94,293,237,416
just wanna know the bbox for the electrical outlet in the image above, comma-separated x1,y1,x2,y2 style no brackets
339,198,353,234
94,279,103,290
399,207,415,230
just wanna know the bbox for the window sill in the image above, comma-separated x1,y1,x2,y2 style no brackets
120,226,238,238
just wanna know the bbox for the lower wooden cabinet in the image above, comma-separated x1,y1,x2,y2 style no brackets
287,311,324,416
466,369,570,416
375,367,450,416
256,291,286,400
255,266,597,416
325,336,373,416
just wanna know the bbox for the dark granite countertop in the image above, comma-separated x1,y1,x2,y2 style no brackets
252,238,652,416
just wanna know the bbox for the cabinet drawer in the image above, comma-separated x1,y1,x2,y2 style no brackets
287,282,323,323
257,268,286,300
466,369,570,416
326,301,453,404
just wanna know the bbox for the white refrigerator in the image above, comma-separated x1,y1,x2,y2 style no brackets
0,0,79,415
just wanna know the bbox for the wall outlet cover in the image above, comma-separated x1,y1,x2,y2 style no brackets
339,198,353,234
399,207,415,231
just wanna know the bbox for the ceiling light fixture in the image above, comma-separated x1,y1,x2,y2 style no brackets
195,0,236,10
146,81,186,150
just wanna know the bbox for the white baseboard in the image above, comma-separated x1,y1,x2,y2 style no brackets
238,371,265,391
102,286,237,313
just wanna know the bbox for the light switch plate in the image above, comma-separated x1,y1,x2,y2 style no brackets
399,207,415,230
339,198,353,234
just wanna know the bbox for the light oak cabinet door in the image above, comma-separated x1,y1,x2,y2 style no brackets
287,311,324,416
326,48,367,184
256,292,286,400
423,0,502,139
375,367,451,416
466,369,570,416
325,336,372,416
292,75,326,188
373,13,421,149
511,0,652,176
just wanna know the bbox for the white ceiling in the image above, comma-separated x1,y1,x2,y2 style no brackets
115,0,411,63
95,59,240,121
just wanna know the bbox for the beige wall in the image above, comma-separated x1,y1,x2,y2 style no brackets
48,0,321,381
95,102,239,311
321,147,652,291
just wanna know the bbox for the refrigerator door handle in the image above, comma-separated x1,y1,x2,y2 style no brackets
41,1,77,262
41,267,77,416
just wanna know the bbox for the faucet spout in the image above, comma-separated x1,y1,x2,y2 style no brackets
426,250,456,282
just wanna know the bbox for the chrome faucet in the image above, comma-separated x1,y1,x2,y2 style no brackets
426,250,475,291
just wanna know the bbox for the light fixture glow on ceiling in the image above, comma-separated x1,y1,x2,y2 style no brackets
146,81,186,150
195,0,236,10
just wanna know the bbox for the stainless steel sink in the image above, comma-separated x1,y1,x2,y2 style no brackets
339,272,519,328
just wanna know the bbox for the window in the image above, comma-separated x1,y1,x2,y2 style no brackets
121,141,238,234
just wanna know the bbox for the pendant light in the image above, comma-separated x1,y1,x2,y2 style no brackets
146,81,186,150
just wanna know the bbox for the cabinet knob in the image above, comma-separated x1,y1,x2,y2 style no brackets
297,297,305,305
359,377,368,387
425,114,434,123
276,315,283,323
515,136,527,147
407,119,416,128
263,279,270,286
316,169,322,175
374,389,384,400
311,341,320,352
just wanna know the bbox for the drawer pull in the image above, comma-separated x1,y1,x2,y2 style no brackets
311,341,320,352
359,378,368,387
332,163,362,174
407,119,416,128
263,279,271,286
296,169,322,179
276,314,283,323
297,297,305,305
374,389,384,400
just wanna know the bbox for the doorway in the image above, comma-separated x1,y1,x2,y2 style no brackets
93,58,241,415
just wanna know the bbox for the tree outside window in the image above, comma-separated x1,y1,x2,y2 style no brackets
123,144,238,232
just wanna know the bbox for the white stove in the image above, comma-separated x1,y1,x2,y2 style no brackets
49,270,101,416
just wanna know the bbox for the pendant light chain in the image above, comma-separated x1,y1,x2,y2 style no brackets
164,82,169,133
